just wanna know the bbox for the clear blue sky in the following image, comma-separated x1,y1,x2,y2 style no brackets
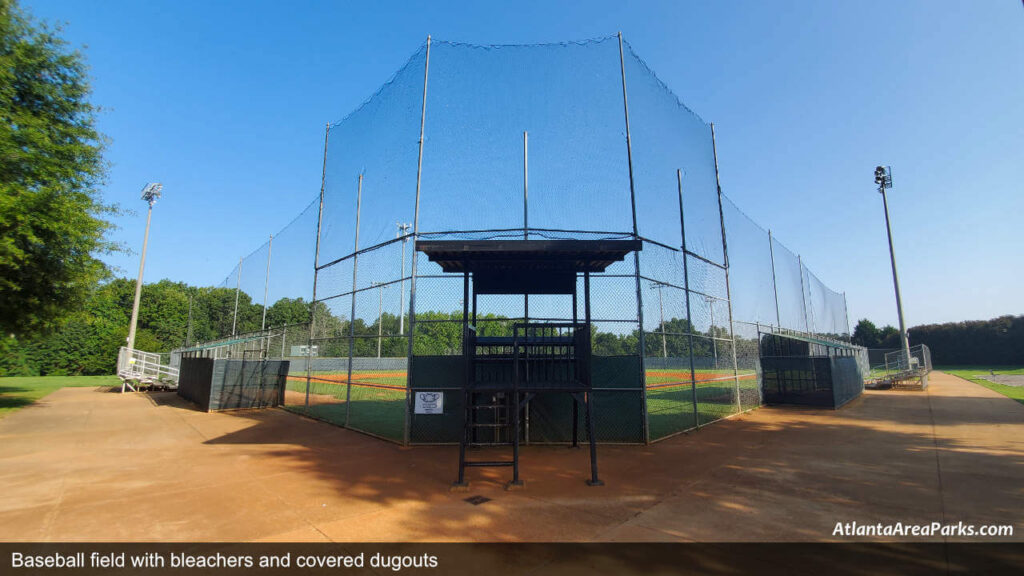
23,0,1024,328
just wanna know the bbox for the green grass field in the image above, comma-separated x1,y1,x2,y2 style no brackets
942,367,1024,406
285,369,760,442
0,375,120,419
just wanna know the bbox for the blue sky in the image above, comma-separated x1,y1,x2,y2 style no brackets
23,0,1024,328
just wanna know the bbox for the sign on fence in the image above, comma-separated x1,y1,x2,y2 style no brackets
414,392,444,415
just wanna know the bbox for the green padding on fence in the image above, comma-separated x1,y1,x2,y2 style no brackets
592,356,642,389
410,355,465,389
409,355,464,443
527,390,644,443
831,356,864,408
408,354,644,443
409,388,465,443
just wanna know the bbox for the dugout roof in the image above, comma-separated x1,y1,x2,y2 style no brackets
416,239,641,295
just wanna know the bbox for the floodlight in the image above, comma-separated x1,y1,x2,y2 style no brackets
874,166,892,190
141,183,163,205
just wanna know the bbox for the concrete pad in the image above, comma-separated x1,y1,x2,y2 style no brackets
0,371,1020,542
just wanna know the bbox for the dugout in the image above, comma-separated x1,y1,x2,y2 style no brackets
177,354,289,412
759,331,865,409
409,239,642,486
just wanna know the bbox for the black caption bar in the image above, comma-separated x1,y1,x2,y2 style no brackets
2,543,1023,575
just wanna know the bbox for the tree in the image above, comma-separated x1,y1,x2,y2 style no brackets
0,0,118,337
851,319,880,348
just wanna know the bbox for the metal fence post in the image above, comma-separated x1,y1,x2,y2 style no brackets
307,122,330,409
618,32,650,444
262,234,273,331
798,255,810,334
677,169,700,430
346,174,363,427
842,291,850,340
404,35,431,447
232,256,242,337
710,123,743,414
523,130,529,324
768,230,782,329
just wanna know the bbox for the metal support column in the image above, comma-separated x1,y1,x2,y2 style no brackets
261,234,273,331
677,169,700,430
231,257,242,338
345,174,363,427
404,35,431,446
768,230,782,329
618,31,650,444
798,255,810,333
306,123,330,409
584,269,603,486
711,123,743,413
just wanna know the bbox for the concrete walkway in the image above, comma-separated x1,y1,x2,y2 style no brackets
0,372,1020,542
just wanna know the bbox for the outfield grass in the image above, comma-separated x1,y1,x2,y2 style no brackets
0,375,120,419
941,367,1024,406
285,369,760,442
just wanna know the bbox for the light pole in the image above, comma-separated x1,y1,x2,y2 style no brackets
397,222,411,335
126,183,162,352
649,283,667,358
875,166,911,367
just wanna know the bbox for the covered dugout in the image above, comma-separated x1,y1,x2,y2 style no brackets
759,330,867,409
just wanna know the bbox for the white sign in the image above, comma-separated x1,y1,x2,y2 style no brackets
414,392,444,415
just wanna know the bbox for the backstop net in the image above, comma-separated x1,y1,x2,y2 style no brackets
182,35,856,444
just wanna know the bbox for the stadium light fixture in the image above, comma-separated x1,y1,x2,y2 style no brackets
874,166,911,367
141,182,163,205
127,183,163,352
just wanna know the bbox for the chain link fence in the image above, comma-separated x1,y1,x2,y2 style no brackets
177,35,859,446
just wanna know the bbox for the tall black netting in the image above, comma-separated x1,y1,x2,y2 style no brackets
185,35,857,447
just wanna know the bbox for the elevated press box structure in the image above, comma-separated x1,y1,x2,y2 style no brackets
412,239,641,486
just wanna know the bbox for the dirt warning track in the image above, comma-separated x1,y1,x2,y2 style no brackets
0,371,1020,542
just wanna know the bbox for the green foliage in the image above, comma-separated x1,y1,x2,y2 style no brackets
911,315,1023,366
853,315,1023,366
851,318,901,349
0,0,120,337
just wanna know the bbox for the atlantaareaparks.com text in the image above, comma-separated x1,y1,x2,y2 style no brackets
833,521,1014,537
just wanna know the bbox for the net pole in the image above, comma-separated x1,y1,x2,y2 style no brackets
262,234,272,332
307,123,330,409
618,32,650,444
711,123,742,414
232,256,242,337
798,255,810,334
842,291,850,340
677,169,700,430
376,283,383,359
768,230,782,329
523,131,529,325
346,174,363,428
404,35,431,447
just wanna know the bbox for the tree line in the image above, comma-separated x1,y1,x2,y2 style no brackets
0,276,751,376
852,316,1023,366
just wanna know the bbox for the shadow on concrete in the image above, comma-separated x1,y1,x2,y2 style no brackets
183,375,1024,543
